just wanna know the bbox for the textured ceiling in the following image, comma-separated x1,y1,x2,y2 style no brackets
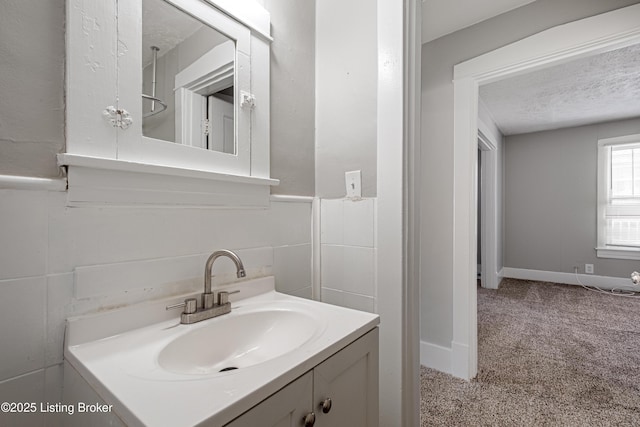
479,43,640,136
142,0,216,66
143,0,202,66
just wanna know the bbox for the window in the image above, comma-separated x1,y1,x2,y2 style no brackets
597,134,640,259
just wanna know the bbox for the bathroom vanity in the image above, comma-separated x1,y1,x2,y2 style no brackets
226,329,378,427
63,276,379,426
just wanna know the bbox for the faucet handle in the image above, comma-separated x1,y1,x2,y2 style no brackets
166,298,198,314
218,290,240,305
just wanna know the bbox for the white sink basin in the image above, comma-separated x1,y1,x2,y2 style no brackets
158,308,320,375
65,276,379,427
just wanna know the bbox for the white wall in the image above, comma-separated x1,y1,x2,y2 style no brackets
315,0,377,198
314,0,379,309
0,190,312,426
266,0,316,196
314,3,414,424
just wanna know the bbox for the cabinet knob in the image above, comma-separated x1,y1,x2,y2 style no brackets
103,106,133,129
302,412,316,426
320,397,332,414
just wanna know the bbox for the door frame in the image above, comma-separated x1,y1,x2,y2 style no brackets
376,0,421,424
450,3,640,379
477,127,499,290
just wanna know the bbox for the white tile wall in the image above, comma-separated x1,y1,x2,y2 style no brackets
0,365,62,426
343,198,375,247
269,201,313,247
321,288,375,312
48,205,204,274
320,245,343,288
321,198,375,247
72,247,274,301
289,286,312,299
320,199,343,244
0,277,46,381
0,191,48,280
0,189,313,426
44,365,64,427
197,209,272,252
46,274,74,367
341,246,375,295
319,198,377,313
0,370,45,427
273,244,312,294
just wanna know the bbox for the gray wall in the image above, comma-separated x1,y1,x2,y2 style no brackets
0,0,65,178
420,0,640,348
504,117,640,278
266,0,316,196
315,0,377,198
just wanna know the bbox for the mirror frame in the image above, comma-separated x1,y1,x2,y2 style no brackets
128,0,252,175
64,0,271,180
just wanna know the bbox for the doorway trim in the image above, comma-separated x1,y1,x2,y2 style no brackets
451,3,640,380
477,126,499,290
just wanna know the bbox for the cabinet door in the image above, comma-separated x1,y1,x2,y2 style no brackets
313,329,379,427
225,372,313,427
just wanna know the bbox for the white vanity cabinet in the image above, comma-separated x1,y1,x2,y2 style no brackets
225,328,379,427
63,279,380,427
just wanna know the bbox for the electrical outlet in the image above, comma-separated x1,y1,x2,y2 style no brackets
345,170,361,198
585,264,594,274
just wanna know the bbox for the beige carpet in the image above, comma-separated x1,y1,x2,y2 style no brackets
420,278,640,426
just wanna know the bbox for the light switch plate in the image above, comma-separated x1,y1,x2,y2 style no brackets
345,170,361,198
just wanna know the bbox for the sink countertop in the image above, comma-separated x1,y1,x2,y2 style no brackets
64,276,379,426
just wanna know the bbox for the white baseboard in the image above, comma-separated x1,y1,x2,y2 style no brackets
502,267,637,292
420,341,452,375
450,341,471,380
481,269,501,290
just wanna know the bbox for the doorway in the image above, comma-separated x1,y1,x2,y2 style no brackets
477,127,499,291
450,3,640,379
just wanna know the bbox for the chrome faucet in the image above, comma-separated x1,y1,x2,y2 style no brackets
166,249,246,324
203,250,246,309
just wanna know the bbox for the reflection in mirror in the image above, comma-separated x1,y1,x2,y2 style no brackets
142,0,236,154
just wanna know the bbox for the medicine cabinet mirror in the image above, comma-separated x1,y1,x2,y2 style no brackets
62,0,275,206
142,0,236,154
